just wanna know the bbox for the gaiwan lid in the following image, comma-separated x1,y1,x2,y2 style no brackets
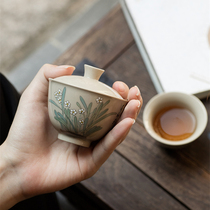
51,65,125,100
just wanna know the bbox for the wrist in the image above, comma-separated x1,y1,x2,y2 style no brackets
0,143,24,209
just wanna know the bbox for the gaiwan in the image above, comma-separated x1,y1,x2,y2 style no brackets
48,65,128,147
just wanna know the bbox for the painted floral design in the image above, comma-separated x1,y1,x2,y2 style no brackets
70,109,77,116
64,101,71,108
57,97,62,104
54,89,62,97
79,119,84,125
49,87,117,137
96,97,103,104
79,108,85,114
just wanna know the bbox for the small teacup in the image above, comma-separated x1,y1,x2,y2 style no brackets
143,92,208,148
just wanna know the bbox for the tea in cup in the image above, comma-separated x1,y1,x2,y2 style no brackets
143,92,208,148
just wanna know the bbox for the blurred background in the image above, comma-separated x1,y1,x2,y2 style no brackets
0,0,119,92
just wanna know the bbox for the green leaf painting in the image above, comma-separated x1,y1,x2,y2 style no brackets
49,87,117,137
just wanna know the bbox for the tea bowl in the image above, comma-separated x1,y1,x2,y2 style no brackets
143,92,208,148
48,65,127,147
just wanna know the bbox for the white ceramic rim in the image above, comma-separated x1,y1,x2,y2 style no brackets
143,92,208,146
49,78,128,102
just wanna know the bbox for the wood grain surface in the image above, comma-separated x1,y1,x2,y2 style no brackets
54,4,210,210
82,152,188,210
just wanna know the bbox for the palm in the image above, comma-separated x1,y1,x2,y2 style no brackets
24,140,96,196
9,100,98,197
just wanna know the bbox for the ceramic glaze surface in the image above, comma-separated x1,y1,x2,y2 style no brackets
52,65,123,99
48,65,127,147
53,76,122,98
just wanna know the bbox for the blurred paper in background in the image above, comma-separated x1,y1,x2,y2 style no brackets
121,0,210,98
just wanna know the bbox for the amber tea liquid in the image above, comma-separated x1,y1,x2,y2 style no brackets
153,106,196,141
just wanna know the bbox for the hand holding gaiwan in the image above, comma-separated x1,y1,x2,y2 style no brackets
48,65,128,147
0,63,142,210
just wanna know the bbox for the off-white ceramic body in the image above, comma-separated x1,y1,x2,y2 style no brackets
48,65,127,147
143,92,208,148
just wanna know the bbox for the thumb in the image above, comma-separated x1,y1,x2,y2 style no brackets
22,64,75,103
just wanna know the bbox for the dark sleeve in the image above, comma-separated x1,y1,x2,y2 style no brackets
0,73,60,210
0,73,20,144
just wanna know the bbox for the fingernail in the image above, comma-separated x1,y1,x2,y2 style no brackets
134,85,140,96
133,119,136,124
57,65,75,70
137,100,141,108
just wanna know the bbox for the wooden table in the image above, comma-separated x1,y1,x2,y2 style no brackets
54,5,210,210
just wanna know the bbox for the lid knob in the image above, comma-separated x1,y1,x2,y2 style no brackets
84,64,104,80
